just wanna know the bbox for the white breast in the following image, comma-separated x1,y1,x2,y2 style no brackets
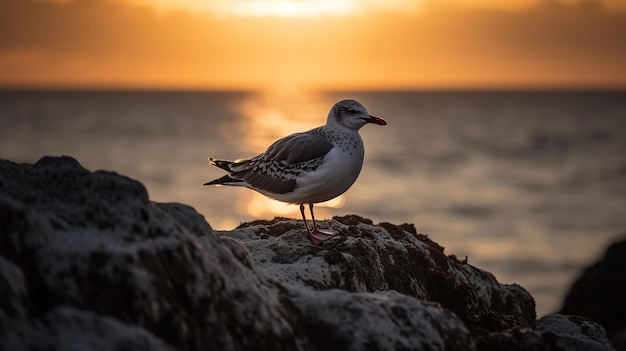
271,141,365,204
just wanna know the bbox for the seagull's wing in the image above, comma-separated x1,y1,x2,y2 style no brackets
265,131,333,165
228,130,334,194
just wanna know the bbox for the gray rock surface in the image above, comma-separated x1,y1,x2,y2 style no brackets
1,306,175,351
477,314,613,351
1,156,298,350
0,156,615,350
224,216,536,337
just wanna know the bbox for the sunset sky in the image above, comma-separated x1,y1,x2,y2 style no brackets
1,0,625,90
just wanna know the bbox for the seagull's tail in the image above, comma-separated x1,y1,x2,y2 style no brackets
208,158,234,172
203,175,244,186
205,158,247,186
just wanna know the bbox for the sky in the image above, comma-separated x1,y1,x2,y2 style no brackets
1,0,625,90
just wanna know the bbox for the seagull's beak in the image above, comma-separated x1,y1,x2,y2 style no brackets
363,115,387,126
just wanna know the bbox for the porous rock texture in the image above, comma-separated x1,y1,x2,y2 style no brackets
0,156,615,350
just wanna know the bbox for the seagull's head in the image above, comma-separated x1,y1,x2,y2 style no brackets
328,99,387,130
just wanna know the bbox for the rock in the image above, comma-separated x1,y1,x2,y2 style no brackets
0,156,615,350
476,314,613,351
560,237,626,350
1,306,175,351
0,156,300,350
224,216,536,336
288,288,473,351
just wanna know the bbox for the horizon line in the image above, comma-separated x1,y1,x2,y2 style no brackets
2,85,626,93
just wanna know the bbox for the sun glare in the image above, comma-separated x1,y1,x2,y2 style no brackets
136,0,358,17
224,92,335,152
245,193,346,219
231,0,357,17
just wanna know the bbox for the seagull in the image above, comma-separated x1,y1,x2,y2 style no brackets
204,99,387,245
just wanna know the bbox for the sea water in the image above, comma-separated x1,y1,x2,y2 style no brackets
1,90,625,317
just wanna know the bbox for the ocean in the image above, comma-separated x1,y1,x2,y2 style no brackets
1,90,625,317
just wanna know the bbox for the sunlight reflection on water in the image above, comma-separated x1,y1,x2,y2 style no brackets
222,91,333,152
2,89,625,318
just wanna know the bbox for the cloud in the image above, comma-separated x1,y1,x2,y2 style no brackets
0,0,625,89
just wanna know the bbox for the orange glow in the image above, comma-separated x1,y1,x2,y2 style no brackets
227,1,356,18
245,192,345,219
1,0,625,90
130,0,420,17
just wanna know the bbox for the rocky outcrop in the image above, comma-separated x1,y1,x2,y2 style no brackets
0,156,615,350
225,216,535,337
560,238,626,350
0,156,298,350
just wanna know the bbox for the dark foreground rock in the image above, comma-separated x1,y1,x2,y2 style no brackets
0,156,614,350
560,238,626,350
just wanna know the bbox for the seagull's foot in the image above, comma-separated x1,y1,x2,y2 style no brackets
307,228,336,245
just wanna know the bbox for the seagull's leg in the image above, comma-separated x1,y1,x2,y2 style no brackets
299,204,312,231
299,203,317,244
308,203,322,232
308,203,336,243
299,204,334,245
